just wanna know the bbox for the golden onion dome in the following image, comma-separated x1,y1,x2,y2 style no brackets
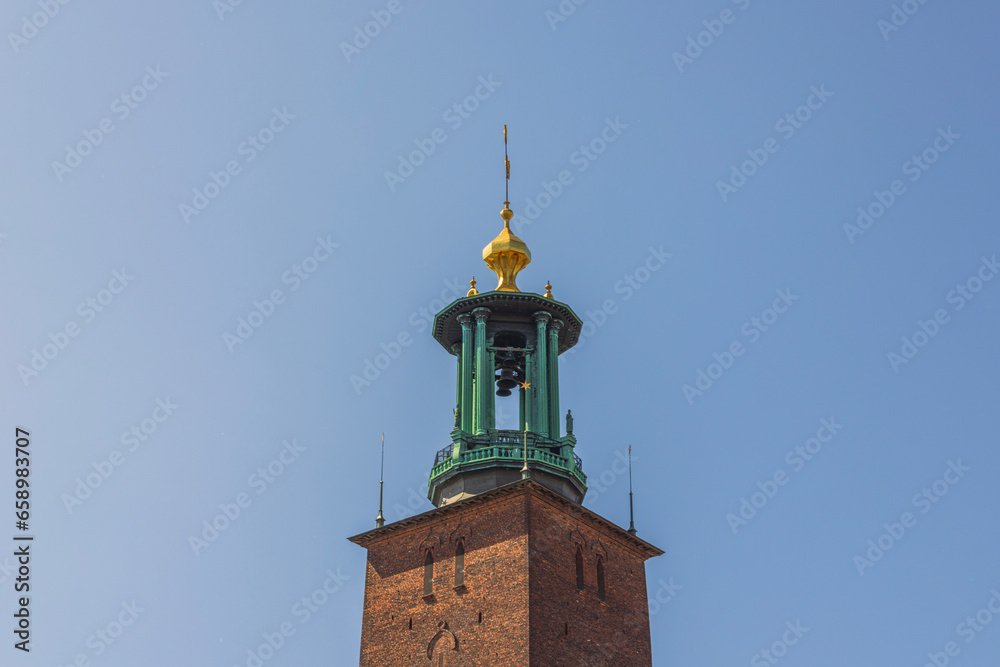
482,202,531,292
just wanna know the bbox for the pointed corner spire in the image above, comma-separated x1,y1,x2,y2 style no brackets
627,445,637,536
375,433,386,528
466,276,479,296
544,281,554,299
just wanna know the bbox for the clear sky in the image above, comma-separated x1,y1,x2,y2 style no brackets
1,1,998,665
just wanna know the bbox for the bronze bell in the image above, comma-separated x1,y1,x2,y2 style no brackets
496,367,518,390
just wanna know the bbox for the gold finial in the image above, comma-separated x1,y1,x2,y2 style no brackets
483,210,531,292
467,276,479,296
483,126,531,292
544,281,553,299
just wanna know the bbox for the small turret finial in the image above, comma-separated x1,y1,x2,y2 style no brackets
544,281,553,299
467,277,478,296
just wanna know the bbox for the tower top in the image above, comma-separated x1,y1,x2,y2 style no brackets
427,127,586,507
482,125,531,292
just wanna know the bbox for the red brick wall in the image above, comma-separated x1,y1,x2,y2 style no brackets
527,493,654,666
355,485,656,666
358,493,530,666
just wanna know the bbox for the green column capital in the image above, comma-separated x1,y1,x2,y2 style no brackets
532,310,552,325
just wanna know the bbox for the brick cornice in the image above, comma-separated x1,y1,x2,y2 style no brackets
348,478,663,560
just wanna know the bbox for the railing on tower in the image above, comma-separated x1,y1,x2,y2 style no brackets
430,430,586,486
434,444,453,467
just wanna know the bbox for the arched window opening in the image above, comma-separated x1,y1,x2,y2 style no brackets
454,542,465,588
597,556,607,602
575,546,585,591
423,551,434,597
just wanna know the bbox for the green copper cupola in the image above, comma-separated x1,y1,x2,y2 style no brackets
427,199,587,507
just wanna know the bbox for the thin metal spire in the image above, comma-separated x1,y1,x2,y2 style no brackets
627,445,637,536
504,125,510,204
375,433,385,528
521,421,531,479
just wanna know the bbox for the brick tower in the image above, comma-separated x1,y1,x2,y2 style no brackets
349,131,663,666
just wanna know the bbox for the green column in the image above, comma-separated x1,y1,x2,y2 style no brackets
487,341,496,431
452,343,461,430
472,308,491,435
457,314,474,433
533,312,551,438
548,319,563,438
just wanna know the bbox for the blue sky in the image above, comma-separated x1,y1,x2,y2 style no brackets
1,1,998,665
